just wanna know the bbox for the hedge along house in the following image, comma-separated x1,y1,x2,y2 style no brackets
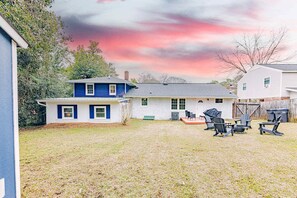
37,77,135,124
38,76,236,124
0,15,28,198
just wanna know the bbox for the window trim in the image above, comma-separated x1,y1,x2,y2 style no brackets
171,98,185,110
141,98,148,106
109,84,117,96
179,98,186,110
264,77,271,88
171,98,178,110
85,83,94,96
94,106,106,119
62,106,74,119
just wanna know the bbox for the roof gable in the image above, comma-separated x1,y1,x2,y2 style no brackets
0,14,28,48
68,76,135,86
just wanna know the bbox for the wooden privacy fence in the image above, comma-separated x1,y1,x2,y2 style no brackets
259,99,297,122
233,99,297,121
233,103,261,118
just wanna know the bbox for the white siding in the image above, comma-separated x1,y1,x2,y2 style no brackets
130,97,234,120
237,67,282,99
289,91,297,99
46,102,122,124
281,73,297,97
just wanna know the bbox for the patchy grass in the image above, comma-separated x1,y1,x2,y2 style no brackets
20,119,297,197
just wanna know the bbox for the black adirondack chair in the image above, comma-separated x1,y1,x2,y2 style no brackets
185,110,190,118
190,112,196,120
235,114,252,129
212,117,234,137
258,116,284,136
203,108,222,130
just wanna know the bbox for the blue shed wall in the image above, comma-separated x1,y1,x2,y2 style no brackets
74,83,126,97
0,28,16,197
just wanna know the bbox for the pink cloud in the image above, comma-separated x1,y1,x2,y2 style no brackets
65,13,251,78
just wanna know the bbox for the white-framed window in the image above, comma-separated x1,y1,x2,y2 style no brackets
62,106,74,119
109,84,116,96
243,83,247,91
141,98,148,106
215,99,223,103
86,83,94,95
95,106,106,119
179,99,185,110
264,77,270,88
171,98,178,110
171,98,185,110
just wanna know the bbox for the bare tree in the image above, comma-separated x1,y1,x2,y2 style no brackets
159,74,187,83
218,28,295,74
137,72,160,83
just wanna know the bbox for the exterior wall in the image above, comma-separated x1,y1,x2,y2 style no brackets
281,73,297,97
74,83,126,97
0,28,18,197
46,102,122,124
237,67,282,100
289,91,297,99
130,97,234,120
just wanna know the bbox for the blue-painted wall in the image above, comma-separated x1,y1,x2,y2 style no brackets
74,83,128,97
0,28,16,197
89,105,111,119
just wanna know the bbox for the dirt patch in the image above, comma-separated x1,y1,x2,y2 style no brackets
42,122,124,129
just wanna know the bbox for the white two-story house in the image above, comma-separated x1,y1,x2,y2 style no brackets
237,64,297,101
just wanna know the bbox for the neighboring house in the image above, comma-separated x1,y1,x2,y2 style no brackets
237,64,297,101
0,14,28,198
38,77,236,124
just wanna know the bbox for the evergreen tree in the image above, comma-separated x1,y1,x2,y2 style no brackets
68,41,117,79
0,0,71,126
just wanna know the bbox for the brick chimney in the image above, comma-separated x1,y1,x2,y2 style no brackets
124,71,129,81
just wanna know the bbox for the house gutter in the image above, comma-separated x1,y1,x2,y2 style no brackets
37,100,47,107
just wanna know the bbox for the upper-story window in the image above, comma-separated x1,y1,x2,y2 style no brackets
86,83,94,95
243,83,247,91
109,84,116,96
264,77,270,88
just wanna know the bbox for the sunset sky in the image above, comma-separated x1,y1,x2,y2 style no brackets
52,0,297,82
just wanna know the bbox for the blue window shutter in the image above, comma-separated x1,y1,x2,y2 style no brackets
89,105,94,119
106,105,111,119
74,105,78,119
57,105,62,119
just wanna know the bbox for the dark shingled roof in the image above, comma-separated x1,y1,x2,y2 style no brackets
68,77,135,86
125,83,237,98
260,64,297,72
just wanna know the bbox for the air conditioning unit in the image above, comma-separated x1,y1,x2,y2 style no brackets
171,112,179,121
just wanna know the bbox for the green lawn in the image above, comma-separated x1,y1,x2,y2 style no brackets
20,120,297,197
